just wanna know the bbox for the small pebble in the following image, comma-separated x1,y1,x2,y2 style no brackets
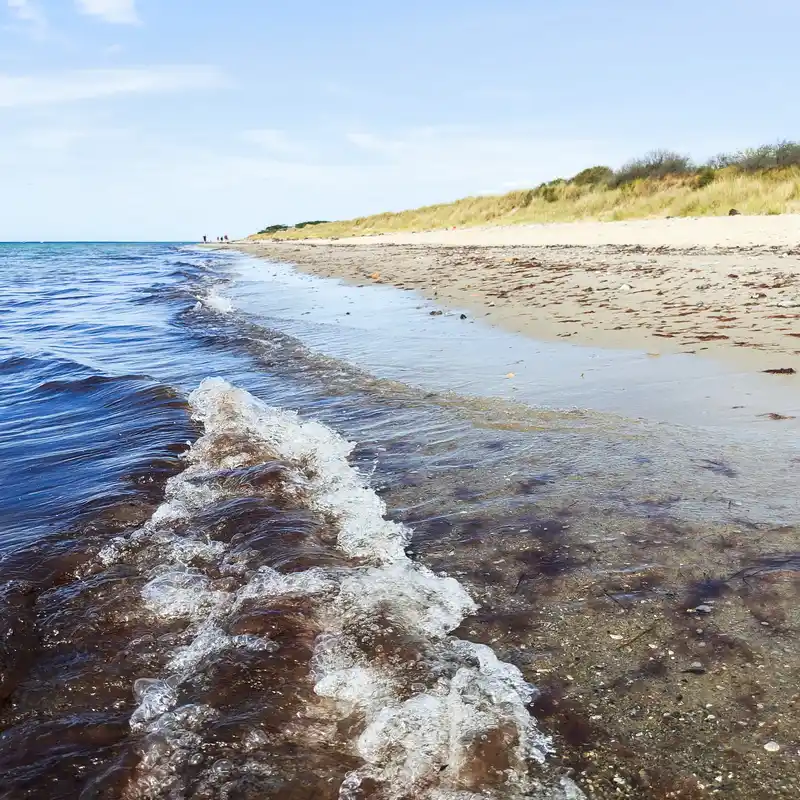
764,741,781,753
695,604,713,614
684,662,706,675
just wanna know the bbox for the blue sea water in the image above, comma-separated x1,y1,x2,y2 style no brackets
0,242,432,549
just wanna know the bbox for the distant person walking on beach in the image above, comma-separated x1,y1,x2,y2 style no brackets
203,235,207,243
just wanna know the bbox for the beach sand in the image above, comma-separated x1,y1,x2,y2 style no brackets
235,216,800,374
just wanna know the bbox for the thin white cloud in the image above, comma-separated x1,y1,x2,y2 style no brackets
241,129,307,157
0,66,225,108
345,127,605,181
346,131,406,156
75,0,138,25
22,127,125,150
6,0,47,34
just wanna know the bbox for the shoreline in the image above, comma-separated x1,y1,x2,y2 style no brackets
228,220,800,375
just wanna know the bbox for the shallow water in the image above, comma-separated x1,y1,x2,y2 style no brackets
0,242,797,799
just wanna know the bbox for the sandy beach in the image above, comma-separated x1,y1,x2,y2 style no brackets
236,216,800,374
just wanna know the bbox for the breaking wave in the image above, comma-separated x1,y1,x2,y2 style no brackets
96,378,580,799
199,289,235,314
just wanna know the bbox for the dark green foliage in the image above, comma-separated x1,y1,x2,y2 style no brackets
533,180,565,202
708,140,800,172
541,186,559,202
257,220,329,235
610,150,694,187
695,167,716,188
570,165,613,186
533,183,560,202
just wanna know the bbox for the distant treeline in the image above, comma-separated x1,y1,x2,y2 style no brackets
257,220,329,235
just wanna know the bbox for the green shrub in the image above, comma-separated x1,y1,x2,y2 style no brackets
293,220,329,229
695,167,716,188
611,150,694,187
570,165,613,186
533,184,560,202
258,224,289,235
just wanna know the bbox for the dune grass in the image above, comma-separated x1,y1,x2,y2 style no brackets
250,147,800,240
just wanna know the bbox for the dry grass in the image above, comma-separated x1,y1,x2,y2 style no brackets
250,166,800,240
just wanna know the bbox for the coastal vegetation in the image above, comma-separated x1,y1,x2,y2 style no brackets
256,220,328,235
251,141,800,239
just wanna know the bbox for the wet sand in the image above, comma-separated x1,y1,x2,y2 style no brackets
402,476,800,800
233,223,800,374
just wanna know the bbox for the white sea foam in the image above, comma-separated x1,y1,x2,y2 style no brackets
190,378,410,562
115,378,581,798
189,379,580,798
236,564,337,601
201,288,235,313
141,569,230,620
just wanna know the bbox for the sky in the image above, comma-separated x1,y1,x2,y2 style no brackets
2,1,800,240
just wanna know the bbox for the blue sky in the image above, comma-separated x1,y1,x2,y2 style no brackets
2,0,799,240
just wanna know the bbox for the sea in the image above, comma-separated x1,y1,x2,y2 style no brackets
1,242,798,799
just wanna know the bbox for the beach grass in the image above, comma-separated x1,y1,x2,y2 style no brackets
250,147,800,240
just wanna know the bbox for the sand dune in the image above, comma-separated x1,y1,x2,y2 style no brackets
314,213,800,249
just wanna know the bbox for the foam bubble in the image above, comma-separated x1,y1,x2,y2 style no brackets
141,569,230,620
130,679,179,731
237,564,337,601
165,624,275,677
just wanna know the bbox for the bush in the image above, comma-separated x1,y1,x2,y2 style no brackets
507,188,535,208
293,220,329,229
570,165,613,186
695,167,716,189
533,183,562,203
541,186,559,202
258,224,289,235
611,150,694,187
708,140,800,172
